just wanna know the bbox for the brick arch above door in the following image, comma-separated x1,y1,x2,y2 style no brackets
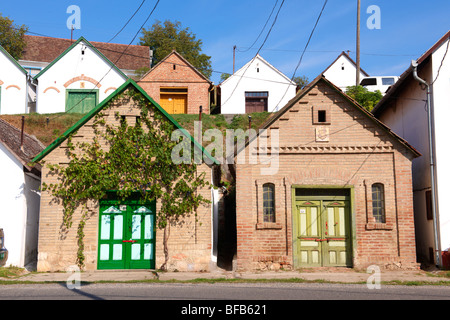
64,74,102,88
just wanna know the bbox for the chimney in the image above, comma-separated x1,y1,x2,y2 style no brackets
20,116,25,151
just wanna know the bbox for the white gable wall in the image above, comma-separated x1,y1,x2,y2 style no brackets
220,55,296,114
36,40,127,114
0,50,27,114
323,54,367,91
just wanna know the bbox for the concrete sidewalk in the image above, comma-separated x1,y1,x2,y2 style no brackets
2,267,450,284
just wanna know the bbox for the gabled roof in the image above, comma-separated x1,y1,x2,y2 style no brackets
0,45,28,75
141,50,212,84
219,54,296,86
22,35,151,71
321,51,370,77
372,30,450,117
235,74,420,158
32,79,219,165
0,118,45,173
32,36,128,80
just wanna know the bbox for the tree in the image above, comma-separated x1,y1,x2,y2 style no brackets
41,88,210,270
293,75,309,91
0,14,28,60
220,73,231,83
345,85,383,112
139,20,212,79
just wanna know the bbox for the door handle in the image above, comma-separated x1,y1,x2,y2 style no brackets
122,240,137,243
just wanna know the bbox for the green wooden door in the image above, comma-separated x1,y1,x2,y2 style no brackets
98,199,156,270
321,200,351,267
66,90,98,113
294,196,351,267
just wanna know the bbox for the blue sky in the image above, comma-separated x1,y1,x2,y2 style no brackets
2,0,450,85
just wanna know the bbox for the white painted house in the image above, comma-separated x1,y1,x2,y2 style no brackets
0,118,43,269
322,51,370,91
34,36,128,114
0,45,31,115
372,31,450,268
219,54,296,114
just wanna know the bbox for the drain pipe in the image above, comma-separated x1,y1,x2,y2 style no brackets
411,60,441,268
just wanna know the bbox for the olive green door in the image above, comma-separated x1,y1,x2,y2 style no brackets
66,90,98,113
98,199,156,270
293,196,352,267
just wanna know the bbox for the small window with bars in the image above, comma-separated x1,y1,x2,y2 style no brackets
372,183,386,223
263,183,275,223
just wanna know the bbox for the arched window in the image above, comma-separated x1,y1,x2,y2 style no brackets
263,183,275,223
372,183,385,223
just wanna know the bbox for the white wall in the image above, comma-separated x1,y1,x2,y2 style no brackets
378,43,450,262
431,39,450,252
377,67,434,263
36,40,127,114
0,144,27,267
220,56,296,114
0,50,27,114
323,55,367,91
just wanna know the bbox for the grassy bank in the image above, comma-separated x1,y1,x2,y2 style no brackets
0,112,274,148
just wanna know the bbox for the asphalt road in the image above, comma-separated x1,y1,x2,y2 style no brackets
1,282,449,301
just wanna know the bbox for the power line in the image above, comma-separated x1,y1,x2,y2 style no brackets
237,0,279,53
50,0,160,119
107,0,147,43
221,0,286,108
271,0,328,112
237,47,420,57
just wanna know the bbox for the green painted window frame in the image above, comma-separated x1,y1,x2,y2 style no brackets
65,89,99,113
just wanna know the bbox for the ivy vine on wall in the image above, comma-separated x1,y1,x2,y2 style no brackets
41,87,210,270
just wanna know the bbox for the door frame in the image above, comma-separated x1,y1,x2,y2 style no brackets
291,185,356,269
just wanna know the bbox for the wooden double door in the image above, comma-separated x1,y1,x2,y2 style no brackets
293,192,352,268
97,199,156,269
160,93,187,114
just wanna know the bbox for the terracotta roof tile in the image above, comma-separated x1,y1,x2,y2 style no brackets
0,118,45,172
21,35,151,71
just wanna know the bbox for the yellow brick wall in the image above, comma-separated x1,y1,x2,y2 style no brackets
37,90,213,272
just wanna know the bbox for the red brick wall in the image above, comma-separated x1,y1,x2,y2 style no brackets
138,52,211,114
235,80,418,271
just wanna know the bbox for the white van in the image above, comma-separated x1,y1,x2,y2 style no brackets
360,76,398,94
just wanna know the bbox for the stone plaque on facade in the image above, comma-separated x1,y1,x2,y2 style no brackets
315,126,329,142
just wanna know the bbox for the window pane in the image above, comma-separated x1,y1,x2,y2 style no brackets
371,184,385,223
263,183,275,223
100,215,111,240
382,78,395,85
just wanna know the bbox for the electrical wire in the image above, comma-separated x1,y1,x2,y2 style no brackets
107,0,147,43
50,0,160,119
237,0,279,53
271,0,328,112
220,0,286,108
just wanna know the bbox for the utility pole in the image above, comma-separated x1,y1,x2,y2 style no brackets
356,0,361,86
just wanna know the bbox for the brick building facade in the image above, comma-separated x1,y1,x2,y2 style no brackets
234,76,420,271
33,80,217,272
138,51,212,115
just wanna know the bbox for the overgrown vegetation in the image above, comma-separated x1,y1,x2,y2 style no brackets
0,113,85,146
345,85,383,112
